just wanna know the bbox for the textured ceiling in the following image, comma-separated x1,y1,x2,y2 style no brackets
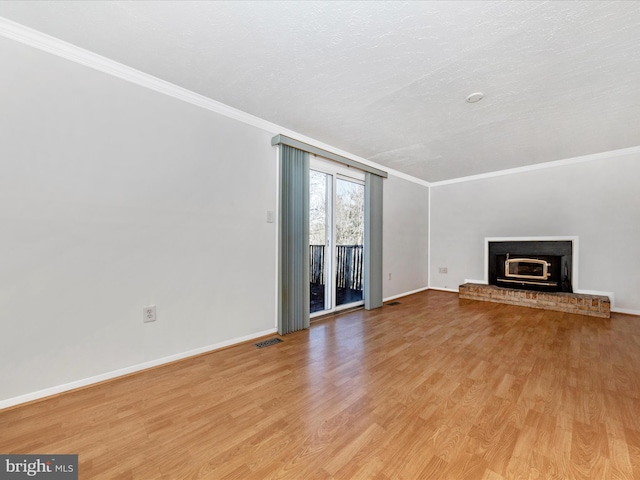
1,1,640,182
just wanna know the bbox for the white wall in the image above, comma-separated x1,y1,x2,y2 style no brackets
429,154,640,313
383,175,430,299
0,37,279,404
0,34,432,406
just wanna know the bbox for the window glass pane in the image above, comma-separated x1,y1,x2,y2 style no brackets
310,170,329,313
335,178,364,306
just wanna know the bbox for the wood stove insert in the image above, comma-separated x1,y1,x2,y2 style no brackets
488,240,573,293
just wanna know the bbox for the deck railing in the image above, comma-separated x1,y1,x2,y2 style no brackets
309,245,325,285
309,245,363,291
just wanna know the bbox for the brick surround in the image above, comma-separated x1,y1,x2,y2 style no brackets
459,283,610,318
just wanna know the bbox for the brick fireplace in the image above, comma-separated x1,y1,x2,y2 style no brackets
459,283,610,318
459,237,611,318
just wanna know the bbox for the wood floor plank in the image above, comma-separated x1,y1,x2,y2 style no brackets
2,290,640,479
625,427,640,479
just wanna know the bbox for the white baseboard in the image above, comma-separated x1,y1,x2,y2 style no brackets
0,328,277,411
611,307,640,316
574,289,614,298
383,286,430,302
428,286,460,293
4,290,637,411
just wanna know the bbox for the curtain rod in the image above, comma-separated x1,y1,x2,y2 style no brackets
271,134,388,178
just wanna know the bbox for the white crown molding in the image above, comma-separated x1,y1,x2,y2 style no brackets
0,17,429,189
0,17,270,129
1,17,637,189
429,145,640,187
386,170,431,187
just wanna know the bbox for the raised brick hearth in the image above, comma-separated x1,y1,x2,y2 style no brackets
459,283,610,318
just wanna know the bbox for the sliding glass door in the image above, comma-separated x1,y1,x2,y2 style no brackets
335,178,364,307
309,170,332,313
310,158,365,316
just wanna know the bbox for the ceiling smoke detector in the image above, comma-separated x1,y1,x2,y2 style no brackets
466,92,484,103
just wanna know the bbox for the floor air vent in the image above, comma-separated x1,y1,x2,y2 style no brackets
255,338,283,349
387,301,401,306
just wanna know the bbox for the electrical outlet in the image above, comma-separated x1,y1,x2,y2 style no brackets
143,305,156,323
388,273,392,280
439,267,448,274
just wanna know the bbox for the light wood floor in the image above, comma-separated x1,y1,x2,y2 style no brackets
2,290,640,479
